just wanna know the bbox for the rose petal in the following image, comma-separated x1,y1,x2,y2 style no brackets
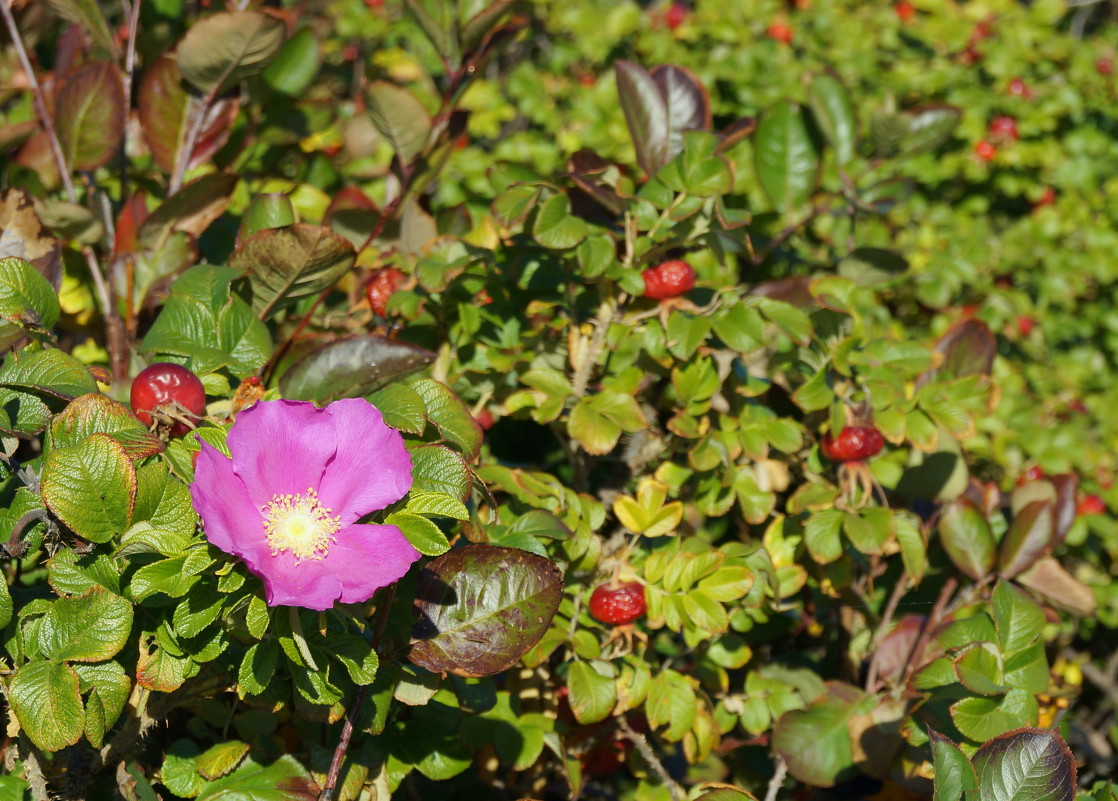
191,441,262,556
328,523,421,605
226,399,337,509
244,548,342,610
317,398,413,524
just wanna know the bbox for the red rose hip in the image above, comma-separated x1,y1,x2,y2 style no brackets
989,116,1019,142
820,426,884,463
641,259,695,300
366,267,407,317
131,363,206,438
589,581,647,625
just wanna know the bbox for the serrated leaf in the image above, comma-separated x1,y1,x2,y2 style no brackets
928,728,977,801
646,669,697,742
411,378,483,460
41,433,136,543
532,193,588,250
387,512,450,556
197,741,251,781
409,444,472,501
38,585,133,662
971,727,1075,801
8,660,85,752
49,393,165,459
194,756,317,800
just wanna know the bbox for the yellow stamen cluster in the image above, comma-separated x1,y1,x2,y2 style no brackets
261,487,341,562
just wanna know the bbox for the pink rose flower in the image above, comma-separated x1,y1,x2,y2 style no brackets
191,398,420,610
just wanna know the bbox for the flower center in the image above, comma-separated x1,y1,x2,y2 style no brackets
261,488,341,562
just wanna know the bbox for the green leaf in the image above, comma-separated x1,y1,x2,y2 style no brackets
568,391,645,455
409,544,564,677
992,580,1046,655
532,193,589,250
230,224,356,320
971,727,1076,801
646,669,697,742
951,688,1037,743
8,660,85,752
54,61,125,172
927,728,977,801
41,433,136,543
161,739,207,798
773,686,869,787
807,73,857,165
893,510,927,585
409,444,472,501
0,346,98,400
712,303,764,353
804,509,844,564
566,660,616,724
238,640,278,696
368,383,429,435
754,101,820,212
899,105,962,156
73,661,130,744
0,256,61,332
177,11,286,96
405,491,469,521
330,633,380,685
194,756,317,801
197,741,251,781
953,642,1007,696
387,512,451,556
843,507,891,555
365,82,433,165
262,26,320,96
411,378,483,460
937,499,996,582
492,185,540,228
49,393,165,459
39,586,133,662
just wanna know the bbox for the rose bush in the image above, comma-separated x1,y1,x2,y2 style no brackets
0,0,1116,800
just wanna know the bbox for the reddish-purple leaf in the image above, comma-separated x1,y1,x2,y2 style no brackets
934,319,997,380
998,500,1055,579
409,545,564,678
54,61,125,172
139,55,238,176
1017,557,1097,617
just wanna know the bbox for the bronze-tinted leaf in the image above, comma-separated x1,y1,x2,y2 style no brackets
324,187,381,250
616,61,710,175
998,500,1054,579
716,116,756,152
44,0,120,59
0,189,62,288
365,82,433,166
176,11,286,96
649,64,711,163
229,224,356,319
137,172,238,251
933,319,996,381
139,56,238,176
409,544,564,678
278,334,435,404
54,61,125,172
937,499,996,581
971,727,1075,801
49,393,165,459
1046,474,1078,547
1016,557,1097,617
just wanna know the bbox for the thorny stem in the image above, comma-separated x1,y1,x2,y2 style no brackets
0,1,126,378
763,753,788,801
318,586,396,801
3,509,52,559
17,735,49,801
617,716,683,801
571,291,618,399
